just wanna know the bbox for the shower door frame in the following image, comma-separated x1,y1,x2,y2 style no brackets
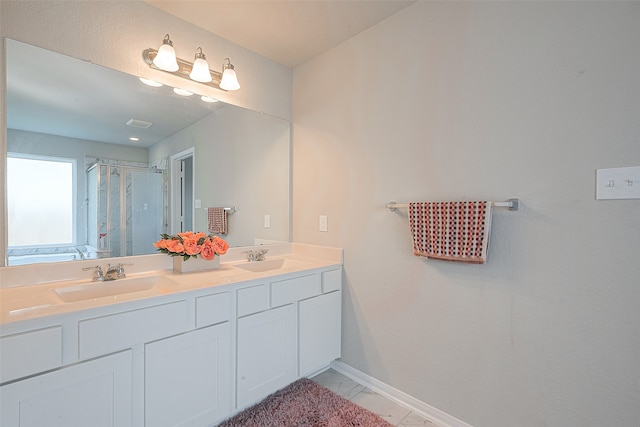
88,162,166,258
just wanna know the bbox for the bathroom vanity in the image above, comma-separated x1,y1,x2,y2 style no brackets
0,244,342,427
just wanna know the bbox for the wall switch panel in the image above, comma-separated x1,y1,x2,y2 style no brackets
264,214,271,228
596,166,640,200
319,215,328,232
194,199,201,208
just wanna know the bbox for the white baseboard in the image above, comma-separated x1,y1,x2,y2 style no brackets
330,360,473,427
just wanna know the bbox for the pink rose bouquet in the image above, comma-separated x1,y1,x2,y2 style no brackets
153,231,229,261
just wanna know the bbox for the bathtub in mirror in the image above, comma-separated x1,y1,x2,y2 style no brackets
4,38,291,266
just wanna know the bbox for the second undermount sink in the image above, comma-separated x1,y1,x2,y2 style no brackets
233,258,287,273
53,275,177,303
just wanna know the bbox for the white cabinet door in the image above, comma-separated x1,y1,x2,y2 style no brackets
299,290,342,376
236,304,297,408
0,350,132,427
145,323,231,427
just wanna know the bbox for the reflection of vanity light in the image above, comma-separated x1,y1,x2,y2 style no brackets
173,88,194,96
129,137,140,142
201,96,218,103
139,77,163,87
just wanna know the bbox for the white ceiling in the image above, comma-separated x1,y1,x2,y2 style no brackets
145,0,415,68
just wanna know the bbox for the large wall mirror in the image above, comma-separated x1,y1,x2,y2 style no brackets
4,39,291,267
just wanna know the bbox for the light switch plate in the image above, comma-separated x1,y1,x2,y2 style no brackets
195,199,201,208
264,214,270,228
319,215,328,232
596,166,640,200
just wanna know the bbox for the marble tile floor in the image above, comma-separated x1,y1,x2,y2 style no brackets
311,368,439,427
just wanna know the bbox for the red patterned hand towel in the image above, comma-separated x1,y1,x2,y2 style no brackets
408,201,492,264
208,207,228,235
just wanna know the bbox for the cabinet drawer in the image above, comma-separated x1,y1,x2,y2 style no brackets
79,301,188,359
196,292,231,328
322,268,342,293
0,326,62,383
270,274,320,307
237,284,269,317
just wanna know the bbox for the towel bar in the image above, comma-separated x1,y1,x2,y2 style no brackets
204,206,237,213
386,199,518,212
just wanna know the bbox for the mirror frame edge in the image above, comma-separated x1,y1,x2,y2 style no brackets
1,37,8,266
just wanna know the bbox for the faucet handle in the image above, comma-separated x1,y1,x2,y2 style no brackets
83,265,104,281
116,262,131,279
243,250,255,262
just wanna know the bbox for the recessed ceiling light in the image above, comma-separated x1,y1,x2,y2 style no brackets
139,77,163,87
201,96,218,103
173,88,194,96
129,137,140,142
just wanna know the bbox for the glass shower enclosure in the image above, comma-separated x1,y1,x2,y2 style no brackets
87,163,166,258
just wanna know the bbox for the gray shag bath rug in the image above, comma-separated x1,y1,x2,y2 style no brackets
218,378,394,426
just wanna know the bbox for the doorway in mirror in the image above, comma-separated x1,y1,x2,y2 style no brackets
170,148,195,234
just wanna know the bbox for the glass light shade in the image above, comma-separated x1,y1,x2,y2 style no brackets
153,37,179,72
220,68,240,91
201,96,218,103
189,57,212,83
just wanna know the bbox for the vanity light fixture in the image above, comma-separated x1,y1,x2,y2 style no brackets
143,35,240,91
201,96,219,103
152,34,179,72
219,58,241,91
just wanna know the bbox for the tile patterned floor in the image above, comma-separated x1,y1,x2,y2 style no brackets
311,369,439,427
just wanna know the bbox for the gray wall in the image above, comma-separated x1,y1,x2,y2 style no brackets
150,106,290,247
293,2,640,426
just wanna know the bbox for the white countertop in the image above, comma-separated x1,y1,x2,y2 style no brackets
0,243,342,326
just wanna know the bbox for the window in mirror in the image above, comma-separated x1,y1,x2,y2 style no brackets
7,154,76,248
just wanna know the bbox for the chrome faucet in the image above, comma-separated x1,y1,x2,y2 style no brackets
83,265,104,282
244,250,256,262
72,246,86,260
104,263,126,281
244,248,269,262
254,249,269,261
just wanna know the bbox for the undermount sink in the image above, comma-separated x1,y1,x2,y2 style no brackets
233,258,287,273
53,275,177,303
